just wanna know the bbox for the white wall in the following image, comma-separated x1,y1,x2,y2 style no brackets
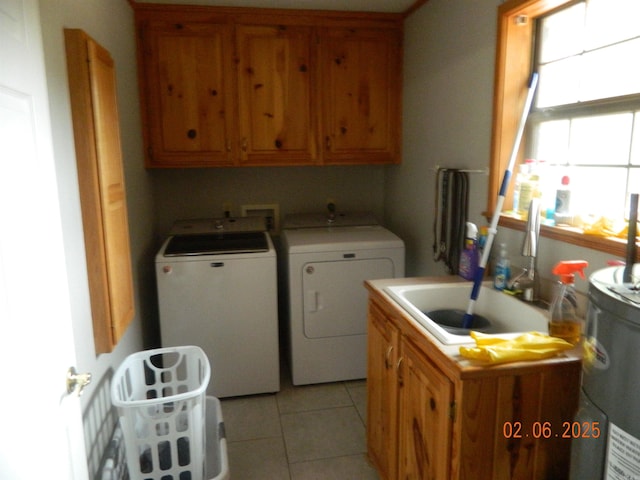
38,0,154,405
386,0,498,277
151,165,387,240
386,0,621,299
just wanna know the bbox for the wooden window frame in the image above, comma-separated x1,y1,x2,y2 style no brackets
489,0,639,261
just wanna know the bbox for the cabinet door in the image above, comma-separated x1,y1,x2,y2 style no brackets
65,29,135,353
367,301,400,480
236,25,317,165
320,27,402,164
398,339,453,480
141,22,236,167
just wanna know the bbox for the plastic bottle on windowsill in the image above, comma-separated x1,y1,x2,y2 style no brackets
534,160,557,226
516,160,539,218
554,175,573,225
511,164,527,216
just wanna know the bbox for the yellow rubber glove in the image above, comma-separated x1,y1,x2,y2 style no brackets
459,331,573,364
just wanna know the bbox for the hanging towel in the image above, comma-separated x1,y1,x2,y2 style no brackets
433,168,448,263
433,168,469,274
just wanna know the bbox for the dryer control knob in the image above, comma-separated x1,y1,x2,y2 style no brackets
163,266,172,274
306,266,315,274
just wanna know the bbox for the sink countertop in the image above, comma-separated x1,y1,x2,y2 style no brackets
365,275,582,379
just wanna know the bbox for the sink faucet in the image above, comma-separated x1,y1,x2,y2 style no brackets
509,198,541,302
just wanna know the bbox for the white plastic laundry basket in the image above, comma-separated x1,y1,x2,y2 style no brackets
205,396,229,480
111,346,211,480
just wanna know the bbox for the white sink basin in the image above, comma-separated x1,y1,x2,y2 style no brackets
385,282,548,345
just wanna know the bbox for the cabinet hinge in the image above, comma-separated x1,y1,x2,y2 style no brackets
449,401,456,421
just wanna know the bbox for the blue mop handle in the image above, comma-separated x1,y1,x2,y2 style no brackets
462,73,539,329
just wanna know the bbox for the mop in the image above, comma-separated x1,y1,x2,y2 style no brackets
462,73,539,329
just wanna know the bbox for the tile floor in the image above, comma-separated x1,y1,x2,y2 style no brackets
219,368,380,479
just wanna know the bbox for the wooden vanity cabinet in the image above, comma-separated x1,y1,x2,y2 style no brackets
366,288,581,480
138,20,237,167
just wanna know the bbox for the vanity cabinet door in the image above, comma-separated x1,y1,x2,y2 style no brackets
398,338,453,480
319,26,402,164
140,21,236,167
367,300,400,480
236,24,317,165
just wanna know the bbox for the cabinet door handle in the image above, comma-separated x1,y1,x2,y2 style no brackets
396,357,404,386
325,136,331,150
241,137,248,152
384,345,394,369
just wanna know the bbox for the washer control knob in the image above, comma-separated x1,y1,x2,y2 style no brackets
305,266,315,274
163,266,172,274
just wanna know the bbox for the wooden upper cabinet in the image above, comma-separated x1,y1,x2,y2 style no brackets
236,25,317,165
65,29,135,353
320,27,402,164
140,21,236,167
134,6,403,167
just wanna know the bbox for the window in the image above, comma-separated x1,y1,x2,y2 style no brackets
490,0,639,258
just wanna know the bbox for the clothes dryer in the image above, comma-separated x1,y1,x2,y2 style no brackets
281,212,405,385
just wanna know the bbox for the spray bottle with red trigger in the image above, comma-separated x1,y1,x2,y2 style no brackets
549,260,588,344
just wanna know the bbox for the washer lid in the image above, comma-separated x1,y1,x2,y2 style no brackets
170,216,266,235
163,232,269,256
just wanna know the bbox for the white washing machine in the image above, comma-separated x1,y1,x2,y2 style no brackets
281,212,405,385
156,217,279,398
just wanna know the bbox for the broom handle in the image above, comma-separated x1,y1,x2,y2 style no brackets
463,73,539,327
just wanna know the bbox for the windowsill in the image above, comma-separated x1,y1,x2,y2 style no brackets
498,214,639,261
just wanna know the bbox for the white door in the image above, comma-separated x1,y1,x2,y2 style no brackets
0,0,89,479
